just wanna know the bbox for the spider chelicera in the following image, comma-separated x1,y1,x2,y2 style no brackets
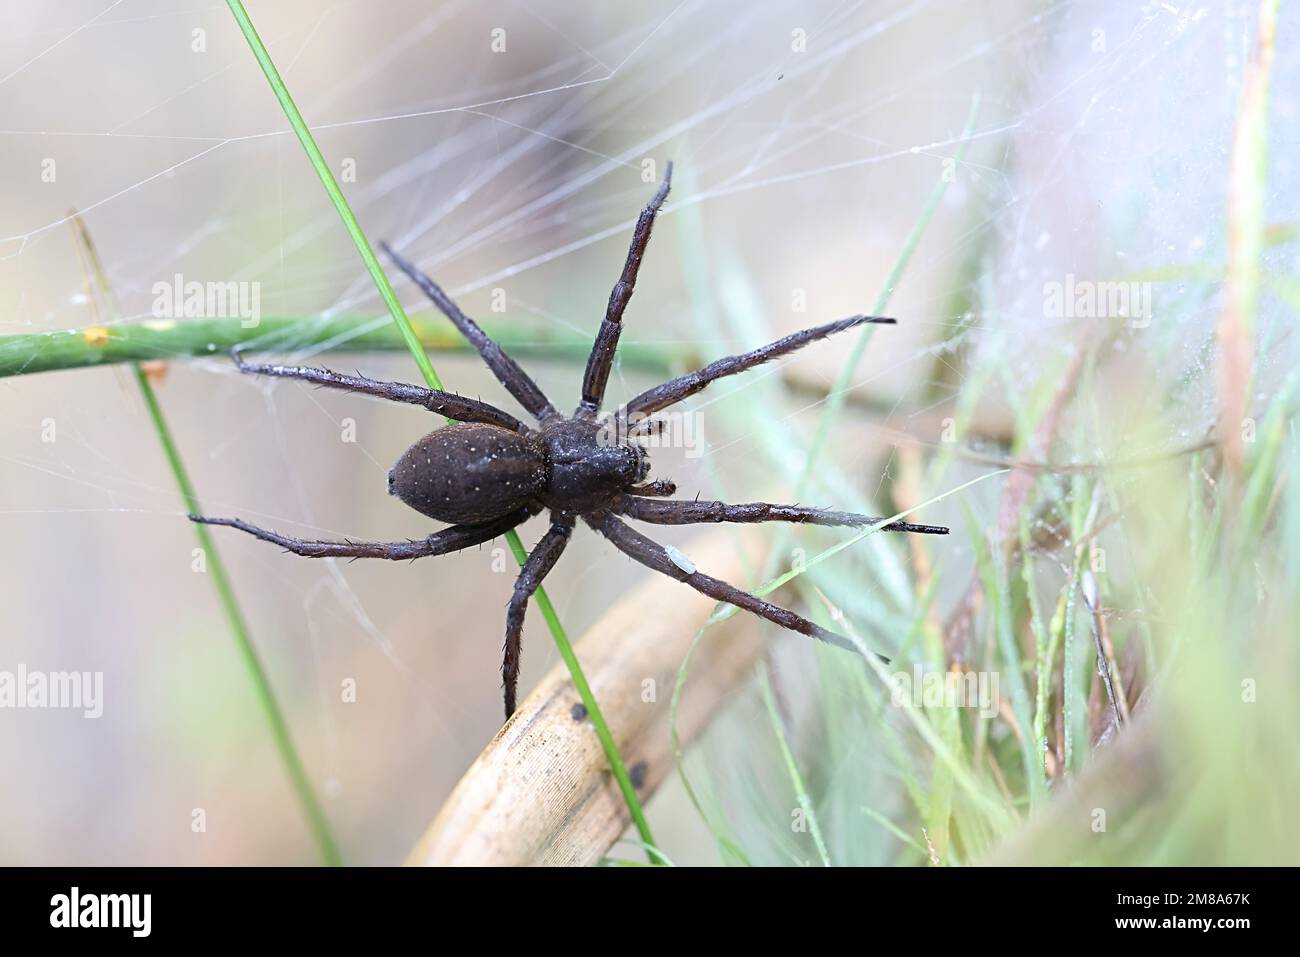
191,163,947,719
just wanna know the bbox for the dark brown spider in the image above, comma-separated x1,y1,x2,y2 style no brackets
190,163,947,719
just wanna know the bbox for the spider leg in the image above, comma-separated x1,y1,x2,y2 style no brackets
626,479,677,497
380,242,560,424
189,507,529,560
229,352,526,432
616,495,948,535
626,416,668,437
586,512,886,661
501,513,575,718
616,314,895,424
576,163,673,418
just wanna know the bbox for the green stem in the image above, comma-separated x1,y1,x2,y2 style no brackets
224,0,435,391
502,533,658,847
71,216,341,866
0,315,684,380
758,663,830,866
224,0,656,857
136,367,344,866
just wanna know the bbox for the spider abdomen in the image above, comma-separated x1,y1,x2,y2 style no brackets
388,422,545,525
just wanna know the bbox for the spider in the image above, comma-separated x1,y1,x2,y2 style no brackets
191,163,947,719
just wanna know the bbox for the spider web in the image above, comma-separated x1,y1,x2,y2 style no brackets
1,0,1295,865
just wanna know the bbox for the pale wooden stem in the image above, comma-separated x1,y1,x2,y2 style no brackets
406,530,765,866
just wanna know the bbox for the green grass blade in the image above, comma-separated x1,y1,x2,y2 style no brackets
758,663,831,866
224,0,436,391
71,214,341,867
1020,514,1052,798
135,368,344,866
667,622,754,867
858,805,927,855
753,470,1007,606
223,0,656,858
500,530,657,852
963,504,1039,800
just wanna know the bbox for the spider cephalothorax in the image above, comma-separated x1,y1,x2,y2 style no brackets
386,417,648,522
192,163,947,719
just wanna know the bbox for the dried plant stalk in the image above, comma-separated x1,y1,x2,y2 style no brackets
407,531,764,866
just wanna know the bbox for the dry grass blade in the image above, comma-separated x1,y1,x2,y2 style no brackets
407,531,764,866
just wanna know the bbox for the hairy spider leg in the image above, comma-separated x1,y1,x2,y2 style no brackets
626,479,677,497
576,163,673,418
189,508,532,560
501,513,575,717
586,511,887,662
618,314,896,429
381,242,561,423
616,495,948,535
229,352,526,432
